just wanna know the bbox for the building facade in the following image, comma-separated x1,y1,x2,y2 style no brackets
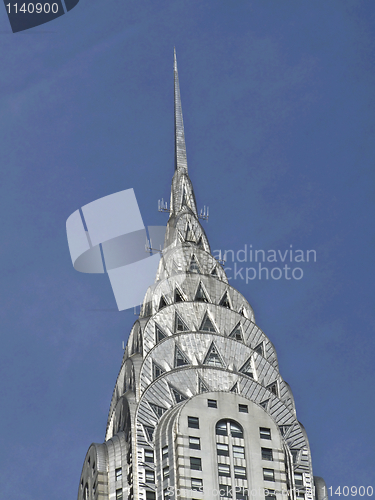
77,51,327,500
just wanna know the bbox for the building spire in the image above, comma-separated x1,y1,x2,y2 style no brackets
174,48,188,172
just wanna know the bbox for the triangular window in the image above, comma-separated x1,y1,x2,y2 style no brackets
198,376,209,393
219,291,231,309
260,399,269,410
152,361,165,379
175,287,185,303
200,313,217,333
290,450,299,464
240,358,253,378
195,283,209,303
197,236,204,250
149,403,167,419
185,223,195,242
159,295,167,311
229,323,243,342
267,382,278,396
175,312,188,333
230,382,239,393
203,342,224,367
174,346,190,367
155,324,166,343
254,342,264,356
170,386,187,403
144,425,155,442
188,255,201,273
211,266,218,277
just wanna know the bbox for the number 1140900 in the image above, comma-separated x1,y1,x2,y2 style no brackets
6,3,59,14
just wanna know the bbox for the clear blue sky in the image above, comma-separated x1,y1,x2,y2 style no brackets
0,1,374,498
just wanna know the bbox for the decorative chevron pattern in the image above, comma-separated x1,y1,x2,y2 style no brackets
77,51,325,500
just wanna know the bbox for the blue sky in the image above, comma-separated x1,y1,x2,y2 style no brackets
0,1,374,498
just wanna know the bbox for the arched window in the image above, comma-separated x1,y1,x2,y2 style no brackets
215,419,244,439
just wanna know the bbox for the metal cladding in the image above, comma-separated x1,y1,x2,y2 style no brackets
77,52,326,500
174,48,188,173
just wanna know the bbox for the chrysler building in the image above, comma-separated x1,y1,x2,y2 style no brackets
77,50,327,500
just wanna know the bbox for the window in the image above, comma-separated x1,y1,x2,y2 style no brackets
156,325,166,342
238,404,248,413
163,467,169,479
267,382,278,396
260,427,271,440
144,450,154,463
189,256,201,273
175,287,184,302
115,468,122,481
195,283,209,302
218,464,231,477
188,416,199,429
191,478,203,491
208,399,217,408
254,343,264,356
198,377,209,393
290,450,299,464
219,292,231,309
171,386,187,403
230,422,243,438
233,445,245,459
229,323,242,341
201,314,217,333
144,426,154,442
211,266,218,277
236,493,249,500
162,446,168,460
189,436,201,450
190,457,202,470
216,420,228,436
146,492,156,500
219,484,233,498
261,448,273,461
296,494,305,500
234,466,246,479
150,403,166,418
204,344,223,366
175,346,189,367
152,362,164,379
216,419,244,438
175,312,188,332
294,473,303,486
263,468,275,481
159,296,167,310
145,470,155,483
116,489,123,500
265,489,276,500
217,443,229,456
240,359,253,378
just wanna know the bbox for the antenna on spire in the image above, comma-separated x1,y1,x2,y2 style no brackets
158,198,171,213
198,206,209,222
